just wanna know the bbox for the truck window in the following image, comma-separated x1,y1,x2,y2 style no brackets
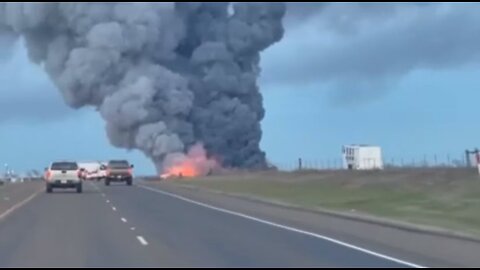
51,162,78,171
108,161,130,169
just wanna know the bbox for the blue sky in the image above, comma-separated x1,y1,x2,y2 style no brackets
2,3,480,174
261,67,480,169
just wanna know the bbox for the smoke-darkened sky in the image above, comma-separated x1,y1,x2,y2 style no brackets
2,2,480,174
266,2,480,105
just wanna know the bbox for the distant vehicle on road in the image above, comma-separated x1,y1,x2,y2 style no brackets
44,161,83,193
98,163,108,181
105,160,134,186
78,161,104,181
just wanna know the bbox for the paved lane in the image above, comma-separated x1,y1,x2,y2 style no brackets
0,180,424,267
92,181,414,267
0,182,173,267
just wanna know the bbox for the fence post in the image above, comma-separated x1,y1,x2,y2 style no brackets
298,158,302,170
465,150,470,167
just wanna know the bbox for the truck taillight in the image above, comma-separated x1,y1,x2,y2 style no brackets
77,170,81,178
128,168,133,175
44,170,51,180
106,168,111,176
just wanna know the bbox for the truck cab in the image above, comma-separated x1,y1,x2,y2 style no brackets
105,160,134,186
45,161,83,193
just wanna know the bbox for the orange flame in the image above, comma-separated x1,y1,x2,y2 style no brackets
160,143,218,180
161,161,199,179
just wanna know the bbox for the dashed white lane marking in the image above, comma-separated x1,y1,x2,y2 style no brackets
106,200,110,203
121,217,127,223
4,197,9,201
139,185,423,268
137,236,148,246
112,206,117,211
89,182,102,193
130,227,136,231
102,193,106,197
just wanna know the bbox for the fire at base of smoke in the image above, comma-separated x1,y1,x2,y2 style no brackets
160,143,219,179
0,3,286,172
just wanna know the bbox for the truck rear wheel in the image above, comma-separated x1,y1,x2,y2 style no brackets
46,184,52,193
105,179,110,186
127,178,132,186
76,184,82,193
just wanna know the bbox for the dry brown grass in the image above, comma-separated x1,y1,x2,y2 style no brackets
157,167,480,236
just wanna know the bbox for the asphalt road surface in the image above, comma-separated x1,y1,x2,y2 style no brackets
0,180,474,267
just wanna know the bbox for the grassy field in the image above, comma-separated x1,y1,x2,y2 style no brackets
170,168,480,237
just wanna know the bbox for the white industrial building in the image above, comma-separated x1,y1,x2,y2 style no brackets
342,144,383,170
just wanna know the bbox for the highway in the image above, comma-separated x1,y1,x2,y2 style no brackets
0,180,478,267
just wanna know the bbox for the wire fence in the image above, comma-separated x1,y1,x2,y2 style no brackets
273,152,475,172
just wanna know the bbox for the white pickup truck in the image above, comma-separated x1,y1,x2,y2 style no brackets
44,161,83,193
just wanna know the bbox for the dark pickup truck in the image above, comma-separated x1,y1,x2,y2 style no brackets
105,160,134,186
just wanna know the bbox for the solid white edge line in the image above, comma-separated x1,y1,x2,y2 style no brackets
0,189,41,221
139,185,424,268
137,236,148,246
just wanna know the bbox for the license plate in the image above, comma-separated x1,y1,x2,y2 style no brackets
62,180,68,184
117,176,122,179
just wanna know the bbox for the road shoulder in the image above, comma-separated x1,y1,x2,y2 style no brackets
141,180,480,267
0,182,43,221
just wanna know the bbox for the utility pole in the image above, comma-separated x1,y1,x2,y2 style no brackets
4,163,8,178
